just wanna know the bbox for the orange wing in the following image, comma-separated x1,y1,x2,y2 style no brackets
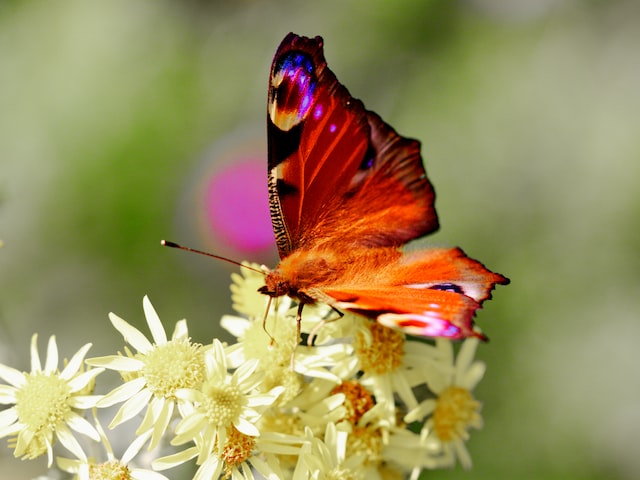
267,34,438,258
319,248,509,339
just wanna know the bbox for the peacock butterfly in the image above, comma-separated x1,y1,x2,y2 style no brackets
257,33,508,340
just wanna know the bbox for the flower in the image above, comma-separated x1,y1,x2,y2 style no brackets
86,295,206,454
152,339,298,479
404,338,486,471
0,334,103,466
222,306,352,405
351,316,444,427
295,423,367,480
57,410,169,480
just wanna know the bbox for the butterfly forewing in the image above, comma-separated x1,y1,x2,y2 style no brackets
267,33,438,258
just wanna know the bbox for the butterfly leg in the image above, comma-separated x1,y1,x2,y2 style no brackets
262,296,277,346
306,306,344,347
288,302,306,371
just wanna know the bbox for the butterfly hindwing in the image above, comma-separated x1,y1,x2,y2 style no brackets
319,247,509,339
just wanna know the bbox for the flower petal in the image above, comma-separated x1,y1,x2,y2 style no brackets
234,416,259,437
98,377,146,408
30,334,42,372
66,411,100,441
0,407,18,431
60,343,93,380
122,428,153,464
87,355,144,371
152,446,199,471
109,313,153,354
109,387,153,428
0,364,25,388
143,296,167,345
68,368,104,393
56,423,87,462
44,335,59,374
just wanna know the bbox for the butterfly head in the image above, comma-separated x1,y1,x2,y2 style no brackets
258,270,291,299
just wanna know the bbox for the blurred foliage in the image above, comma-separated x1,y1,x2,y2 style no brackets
1,0,639,478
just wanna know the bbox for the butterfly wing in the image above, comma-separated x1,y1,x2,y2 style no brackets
319,248,509,339
268,33,438,258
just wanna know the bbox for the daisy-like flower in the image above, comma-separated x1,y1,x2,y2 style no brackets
295,423,367,480
350,316,445,427
86,296,206,453
404,337,485,471
0,334,103,466
222,304,352,405
57,411,168,480
153,339,298,479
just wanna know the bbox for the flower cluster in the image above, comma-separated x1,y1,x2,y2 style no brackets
0,264,488,479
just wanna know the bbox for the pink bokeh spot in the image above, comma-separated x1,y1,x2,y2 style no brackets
204,158,274,253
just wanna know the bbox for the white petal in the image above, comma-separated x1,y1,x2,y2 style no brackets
0,407,18,430
171,319,189,341
87,355,144,371
0,418,22,438
109,388,153,428
220,315,250,338
131,468,170,480
460,361,486,391
56,423,87,461
234,416,259,437
122,428,153,464
68,368,104,393
0,364,25,388
30,334,42,372
404,399,436,423
143,296,167,345
109,313,153,353
98,377,146,407
393,372,419,411
148,398,173,450
194,456,223,480
66,411,100,441
44,336,59,373
456,338,479,380
234,358,260,386
69,395,102,409
152,446,199,471
60,343,93,380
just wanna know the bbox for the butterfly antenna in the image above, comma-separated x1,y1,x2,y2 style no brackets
160,240,265,275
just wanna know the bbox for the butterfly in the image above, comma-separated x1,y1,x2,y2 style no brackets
258,33,508,340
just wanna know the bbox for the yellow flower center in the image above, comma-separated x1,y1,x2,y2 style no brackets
88,460,131,480
355,322,405,375
222,426,256,478
331,381,374,425
201,381,246,426
15,372,71,435
433,386,482,442
347,426,383,467
142,339,205,398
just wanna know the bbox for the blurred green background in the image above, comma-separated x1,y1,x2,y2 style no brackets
1,0,639,478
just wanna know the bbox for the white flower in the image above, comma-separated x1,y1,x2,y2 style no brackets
153,340,297,478
87,296,205,454
295,423,367,480
404,338,485,471
57,410,169,480
0,334,102,466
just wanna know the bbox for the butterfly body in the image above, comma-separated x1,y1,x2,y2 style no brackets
262,33,508,340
